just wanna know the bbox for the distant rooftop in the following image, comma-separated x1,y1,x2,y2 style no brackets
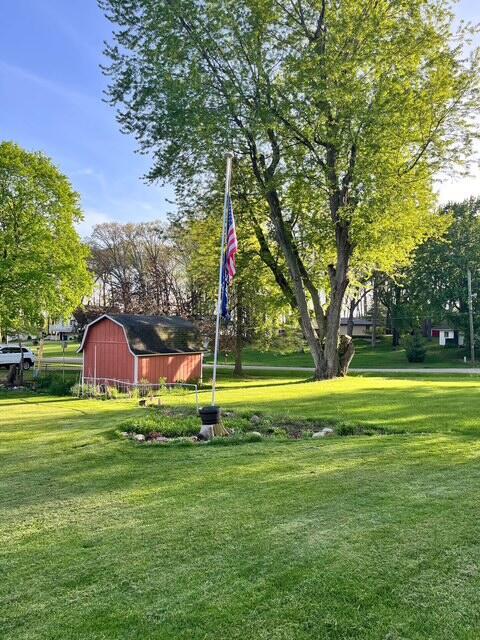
340,317,373,326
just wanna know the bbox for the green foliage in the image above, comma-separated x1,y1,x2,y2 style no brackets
403,333,427,363
138,378,152,398
36,373,74,396
100,0,479,377
406,197,480,347
120,411,200,438
105,385,121,399
0,141,93,337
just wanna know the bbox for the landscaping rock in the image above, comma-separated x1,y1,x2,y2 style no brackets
198,424,214,441
133,433,146,442
312,428,334,439
249,431,262,438
120,431,130,438
250,415,261,424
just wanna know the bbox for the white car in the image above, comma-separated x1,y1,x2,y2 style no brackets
0,345,36,370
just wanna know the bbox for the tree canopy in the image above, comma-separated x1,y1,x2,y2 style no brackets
0,141,92,338
404,197,480,343
101,0,480,378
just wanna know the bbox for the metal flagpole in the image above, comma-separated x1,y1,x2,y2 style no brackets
211,152,233,406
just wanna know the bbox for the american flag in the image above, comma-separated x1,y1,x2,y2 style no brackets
220,195,238,321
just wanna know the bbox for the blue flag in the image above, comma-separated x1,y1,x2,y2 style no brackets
220,196,238,322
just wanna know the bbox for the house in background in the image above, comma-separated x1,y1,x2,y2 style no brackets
48,318,78,341
431,325,465,347
78,313,203,385
339,317,373,337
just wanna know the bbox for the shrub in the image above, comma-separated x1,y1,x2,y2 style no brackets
81,383,102,398
138,378,152,397
119,411,200,438
403,332,427,363
70,383,82,397
105,385,121,399
37,373,73,396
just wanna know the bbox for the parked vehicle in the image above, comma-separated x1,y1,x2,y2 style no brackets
0,346,36,370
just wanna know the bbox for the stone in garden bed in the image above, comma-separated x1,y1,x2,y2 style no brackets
312,428,334,438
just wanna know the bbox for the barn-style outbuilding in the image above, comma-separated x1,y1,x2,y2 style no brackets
78,314,203,385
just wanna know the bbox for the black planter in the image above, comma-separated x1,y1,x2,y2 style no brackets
199,405,221,425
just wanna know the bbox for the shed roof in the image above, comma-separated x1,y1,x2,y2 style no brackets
78,314,202,356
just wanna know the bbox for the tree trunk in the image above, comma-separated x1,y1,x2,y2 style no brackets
423,318,432,340
347,298,356,337
7,364,17,386
392,326,400,348
339,335,355,376
264,189,328,379
371,276,379,347
233,282,243,377
324,223,351,377
19,339,24,386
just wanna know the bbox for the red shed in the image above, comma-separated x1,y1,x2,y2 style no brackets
78,314,203,385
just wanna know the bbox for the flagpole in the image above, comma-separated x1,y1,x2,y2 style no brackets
211,152,233,406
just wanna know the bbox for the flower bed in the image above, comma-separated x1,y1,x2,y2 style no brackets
116,407,387,446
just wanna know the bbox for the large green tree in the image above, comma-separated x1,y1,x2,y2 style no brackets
0,141,93,338
176,200,290,373
101,0,479,378
405,197,480,348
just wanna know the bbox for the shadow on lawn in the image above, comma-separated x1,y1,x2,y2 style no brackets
212,377,310,392
3,429,480,520
0,395,82,408
212,383,480,435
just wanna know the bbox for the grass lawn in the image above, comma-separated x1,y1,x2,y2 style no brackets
208,336,469,369
199,370,480,434
33,341,81,359
25,336,469,371
2,372,480,639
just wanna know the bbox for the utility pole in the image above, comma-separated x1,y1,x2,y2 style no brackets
467,267,475,363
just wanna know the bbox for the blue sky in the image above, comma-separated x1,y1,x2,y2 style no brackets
1,0,479,237
1,0,175,237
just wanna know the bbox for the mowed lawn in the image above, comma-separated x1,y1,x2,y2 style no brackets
207,337,469,369
2,374,480,639
199,371,480,434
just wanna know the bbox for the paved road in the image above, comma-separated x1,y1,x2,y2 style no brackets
43,356,480,375
203,364,480,375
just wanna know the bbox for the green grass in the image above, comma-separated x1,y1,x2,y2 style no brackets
32,341,81,359
194,370,480,434
208,336,469,369
28,336,470,370
2,374,480,639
